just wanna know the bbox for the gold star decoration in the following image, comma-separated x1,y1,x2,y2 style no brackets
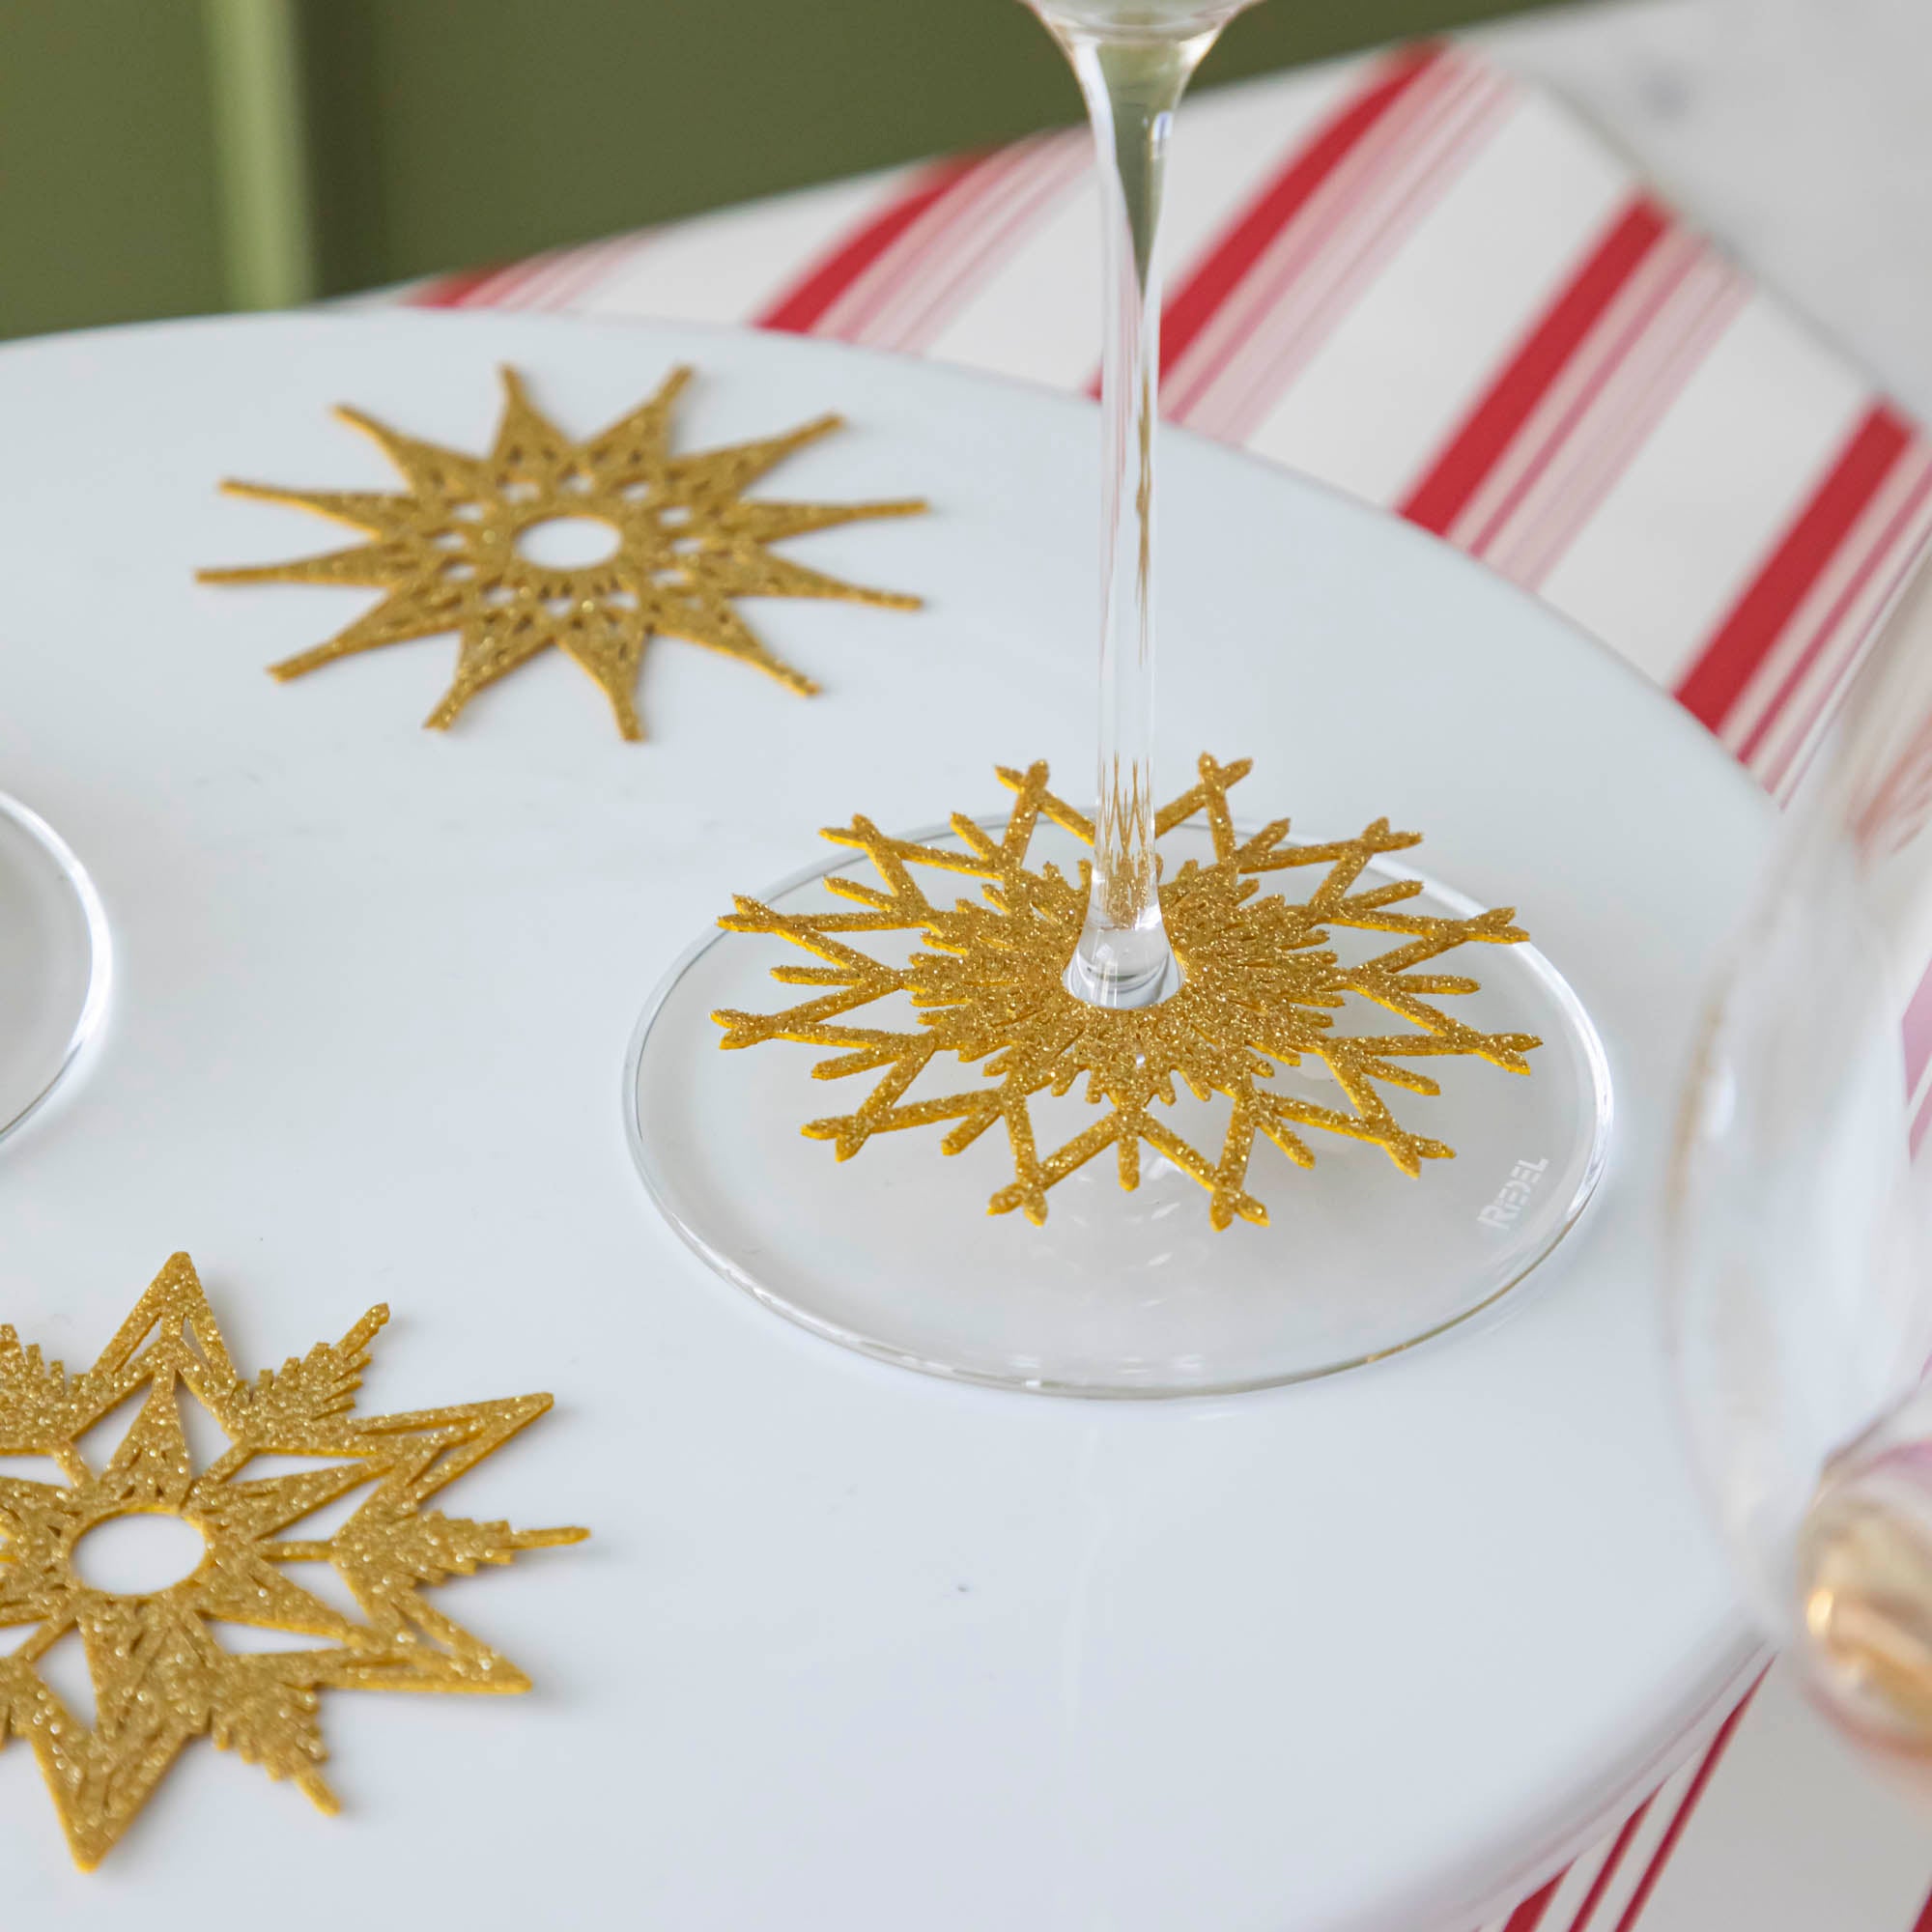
199,365,925,739
715,754,1542,1229
0,1253,586,1869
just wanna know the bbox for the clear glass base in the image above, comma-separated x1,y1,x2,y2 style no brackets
0,794,110,1146
628,815,1611,1397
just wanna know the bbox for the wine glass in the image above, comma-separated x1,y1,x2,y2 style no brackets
625,0,1610,1395
1670,547,1932,1760
0,792,109,1147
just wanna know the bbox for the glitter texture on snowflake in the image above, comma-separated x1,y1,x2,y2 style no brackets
0,1254,585,1868
714,755,1542,1229
200,365,924,739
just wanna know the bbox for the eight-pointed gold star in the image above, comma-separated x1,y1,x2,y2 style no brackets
200,365,925,739
0,1253,585,1869
715,754,1542,1229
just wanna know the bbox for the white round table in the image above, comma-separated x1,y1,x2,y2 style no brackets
0,311,1764,1930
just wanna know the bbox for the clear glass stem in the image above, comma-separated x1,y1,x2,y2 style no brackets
1056,22,1217,1009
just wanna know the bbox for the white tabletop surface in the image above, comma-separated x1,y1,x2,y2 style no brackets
8,5,1932,1925
0,308,1770,1929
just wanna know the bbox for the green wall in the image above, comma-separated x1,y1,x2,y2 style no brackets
1,0,1564,341
0,5,227,341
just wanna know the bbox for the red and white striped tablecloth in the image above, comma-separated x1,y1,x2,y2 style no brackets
394,37,1932,1932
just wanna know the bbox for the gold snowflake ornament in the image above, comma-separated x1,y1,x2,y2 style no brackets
0,1253,585,1869
200,366,925,739
715,754,1542,1229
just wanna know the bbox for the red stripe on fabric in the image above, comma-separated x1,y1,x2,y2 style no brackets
754,156,985,334
539,232,646,312
1751,457,1932,781
410,263,513,309
1609,1684,1760,1932
830,144,1032,342
1489,270,1746,593
1399,195,1670,534
466,245,576,313
891,137,1087,353
1502,1870,1564,1932
1906,957,1932,1096
502,246,587,313
1675,405,1915,730
1463,233,1699,559
1566,1797,1656,1932
1157,43,1446,384
1178,65,1509,441
1854,702,1932,853
1914,1882,1932,1932
1909,1080,1932,1161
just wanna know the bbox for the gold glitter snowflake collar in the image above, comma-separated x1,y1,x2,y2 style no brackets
714,755,1542,1229
200,365,925,739
0,1253,585,1869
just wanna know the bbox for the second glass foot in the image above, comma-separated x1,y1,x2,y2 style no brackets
0,794,109,1146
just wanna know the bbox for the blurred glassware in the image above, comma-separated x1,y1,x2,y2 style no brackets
1671,540,1932,1763
0,791,109,1147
